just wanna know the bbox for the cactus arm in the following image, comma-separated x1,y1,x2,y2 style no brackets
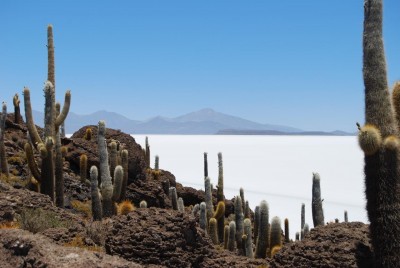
90,166,103,221
209,218,219,245
55,90,71,129
213,201,225,220
23,88,43,148
47,24,55,89
24,142,42,183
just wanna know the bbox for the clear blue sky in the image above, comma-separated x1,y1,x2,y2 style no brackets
1,1,399,132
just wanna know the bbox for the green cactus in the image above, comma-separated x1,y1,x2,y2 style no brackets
120,149,129,201
254,205,260,244
301,203,305,230
270,216,282,256
284,218,289,243
204,152,208,178
243,218,254,258
13,94,21,124
0,102,9,177
169,186,178,210
140,200,147,208
244,200,250,219
90,166,102,221
255,200,269,259
80,154,88,183
209,218,219,245
240,187,245,213
213,201,225,220
223,225,229,249
216,152,225,242
155,155,159,171
228,221,236,251
204,177,213,221
311,173,324,227
361,0,400,265
54,130,64,207
112,165,123,202
199,202,207,233
234,195,244,250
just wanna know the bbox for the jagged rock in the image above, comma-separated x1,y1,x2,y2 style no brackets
270,222,373,268
0,228,144,268
105,207,267,267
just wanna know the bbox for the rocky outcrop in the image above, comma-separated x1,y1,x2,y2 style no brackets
0,228,144,268
105,207,267,268
270,222,373,268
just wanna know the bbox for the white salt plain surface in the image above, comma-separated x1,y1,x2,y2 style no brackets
134,134,367,239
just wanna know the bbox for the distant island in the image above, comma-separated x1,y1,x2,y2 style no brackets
32,108,353,135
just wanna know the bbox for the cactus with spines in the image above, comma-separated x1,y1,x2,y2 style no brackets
254,205,260,243
177,197,184,212
244,200,250,219
204,177,213,221
109,141,118,180
392,81,400,133
0,102,9,177
301,203,305,230
90,166,102,221
234,195,244,250
140,200,147,208
284,218,290,243
120,149,129,201
344,210,348,223
155,155,159,171
312,173,324,227
13,94,21,124
358,124,382,156
84,128,92,140
209,218,219,245
145,136,150,169
192,203,200,216
360,1,400,265
213,201,225,220
223,225,229,249
270,216,282,256
80,154,88,183
118,200,134,215
255,200,269,259
54,130,64,207
243,218,254,258
169,187,178,210
112,165,124,202
228,221,236,251
240,187,245,213
23,82,71,202
199,202,207,232
216,152,225,242
303,223,310,237
204,152,208,178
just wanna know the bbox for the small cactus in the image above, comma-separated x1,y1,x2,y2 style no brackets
199,202,207,233
90,166,102,221
228,221,236,251
209,218,219,245
223,225,229,249
254,205,260,243
301,203,305,230
13,94,21,124
255,200,269,259
344,210,348,223
244,218,254,258
312,173,324,227
120,149,129,201
284,218,290,243
140,200,147,208
109,141,118,180
235,195,244,249
118,200,134,215
270,216,282,256
213,201,225,220
192,203,200,216
145,136,150,169
0,102,9,177
155,155,159,170
303,223,310,237
240,187,245,213
80,154,88,183
204,152,208,178
169,187,178,210
204,177,214,221
177,197,185,212
216,152,225,242
83,128,92,140
295,232,300,241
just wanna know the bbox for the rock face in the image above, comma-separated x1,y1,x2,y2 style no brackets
105,207,267,268
0,228,143,268
270,222,373,268
66,125,147,183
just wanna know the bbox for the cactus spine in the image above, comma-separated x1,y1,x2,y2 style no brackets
209,218,219,245
270,216,282,256
80,154,88,183
169,187,178,210
255,200,269,259
228,221,236,251
311,173,324,227
284,218,289,243
361,1,400,265
90,166,102,221
243,218,254,258
0,102,9,177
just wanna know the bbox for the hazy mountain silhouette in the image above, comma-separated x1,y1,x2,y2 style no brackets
29,108,354,135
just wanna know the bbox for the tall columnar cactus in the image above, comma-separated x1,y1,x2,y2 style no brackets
223,225,229,249
0,102,9,177
234,195,244,249
169,187,178,210
243,218,254,258
255,200,269,259
109,141,118,181
311,173,324,227
360,1,400,266
112,165,124,202
254,205,260,243
204,152,208,178
120,149,129,201
303,223,310,237
244,200,250,219
239,187,245,213
344,210,348,223
54,130,64,207
145,136,150,169
80,154,88,183
13,94,21,124
209,218,219,245
228,221,236,251
23,82,70,203
204,177,214,221
155,155,159,171
301,203,305,230
216,152,225,242
199,202,207,233
90,166,102,221
270,216,282,256
177,197,185,212
284,218,290,243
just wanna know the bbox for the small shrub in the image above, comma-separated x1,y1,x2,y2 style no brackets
85,221,107,246
71,200,92,219
17,208,72,233
64,235,104,252
0,221,19,229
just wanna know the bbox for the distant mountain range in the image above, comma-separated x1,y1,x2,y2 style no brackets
31,108,353,135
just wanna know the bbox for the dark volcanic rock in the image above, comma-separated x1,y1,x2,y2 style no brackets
66,125,147,183
105,207,267,268
270,222,373,268
0,228,143,268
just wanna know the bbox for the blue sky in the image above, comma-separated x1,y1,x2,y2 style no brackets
1,1,399,132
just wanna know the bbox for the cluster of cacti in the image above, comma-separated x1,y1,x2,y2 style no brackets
0,102,9,178
358,1,400,265
311,173,324,227
90,121,128,220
